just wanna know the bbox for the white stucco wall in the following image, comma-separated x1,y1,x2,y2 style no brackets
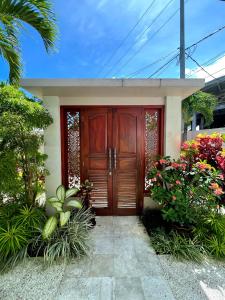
164,96,182,158
43,96,61,196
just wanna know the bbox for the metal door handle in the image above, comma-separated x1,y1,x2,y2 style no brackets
114,148,117,169
108,148,112,175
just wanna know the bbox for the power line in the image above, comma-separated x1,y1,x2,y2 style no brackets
205,66,225,79
127,49,178,78
185,25,225,52
103,0,175,77
187,51,225,77
148,53,179,78
145,25,225,78
97,0,157,77
115,6,180,77
185,52,216,79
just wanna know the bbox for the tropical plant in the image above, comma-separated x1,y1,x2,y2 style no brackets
0,84,53,205
194,213,225,258
33,207,93,265
0,0,57,84
147,157,224,225
42,185,82,239
150,229,205,262
182,91,217,140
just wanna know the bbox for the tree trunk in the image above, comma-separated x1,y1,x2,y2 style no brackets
183,124,188,141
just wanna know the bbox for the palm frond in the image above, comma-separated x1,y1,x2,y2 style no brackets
0,0,57,52
0,28,21,85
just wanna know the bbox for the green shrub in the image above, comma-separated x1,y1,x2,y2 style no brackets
42,185,82,239
148,157,224,225
0,84,53,205
0,204,46,271
150,229,205,262
194,213,225,259
33,207,93,265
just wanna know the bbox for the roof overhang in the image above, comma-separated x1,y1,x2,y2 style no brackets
20,78,205,99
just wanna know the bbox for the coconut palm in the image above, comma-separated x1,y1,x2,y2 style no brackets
0,0,57,85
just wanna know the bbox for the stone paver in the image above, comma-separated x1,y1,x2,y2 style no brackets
56,216,175,300
1,216,225,299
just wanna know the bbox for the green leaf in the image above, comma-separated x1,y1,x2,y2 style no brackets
51,202,63,212
56,185,66,202
47,196,59,203
42,216,57,239
65,187,79,199
66,199,82,209
59,211,71,227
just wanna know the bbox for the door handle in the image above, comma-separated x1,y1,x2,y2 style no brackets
114,148,117,169
108,148,112,175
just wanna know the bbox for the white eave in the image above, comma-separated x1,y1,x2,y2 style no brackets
20,78,205,99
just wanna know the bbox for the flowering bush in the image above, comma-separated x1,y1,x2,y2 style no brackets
181,133,225,174
147,156,224,225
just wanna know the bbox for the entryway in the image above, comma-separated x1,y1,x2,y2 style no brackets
61,106,163,216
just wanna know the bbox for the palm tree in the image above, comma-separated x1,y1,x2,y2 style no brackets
0,0,57,85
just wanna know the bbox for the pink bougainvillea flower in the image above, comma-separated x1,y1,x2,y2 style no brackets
175,180,181,185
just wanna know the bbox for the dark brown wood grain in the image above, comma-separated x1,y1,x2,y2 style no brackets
60,106,164,215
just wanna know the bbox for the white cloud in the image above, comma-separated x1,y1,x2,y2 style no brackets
186,55,225,82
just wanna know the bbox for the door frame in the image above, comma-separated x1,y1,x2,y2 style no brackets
60,105,164,215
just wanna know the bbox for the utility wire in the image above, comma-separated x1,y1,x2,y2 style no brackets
127,49,178,78
187,51,225,77
115,6,180,77
185,25,225,52
185,52,216,79
145,25,225,78
205,66,225,79
148,53,179,78
103,0,175,77
97,0,157,77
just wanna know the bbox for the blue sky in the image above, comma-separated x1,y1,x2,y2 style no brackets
0,0,225,80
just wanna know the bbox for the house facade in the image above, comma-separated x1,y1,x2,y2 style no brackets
21,78,204,215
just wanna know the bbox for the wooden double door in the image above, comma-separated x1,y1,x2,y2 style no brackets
81,107,144,215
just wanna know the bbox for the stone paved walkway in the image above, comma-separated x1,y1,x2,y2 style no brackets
1,216,225,299
56,216,175,300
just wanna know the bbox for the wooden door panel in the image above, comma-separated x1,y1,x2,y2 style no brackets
88,114,107,155
113,108,143,215
118,113,137,154
81,108,113,215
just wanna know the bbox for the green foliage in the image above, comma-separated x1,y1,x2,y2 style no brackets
0,203,46,271
0,224,29,259
148,157,222,225
182,91,217,127
150,229,205,262
182,91,217,140
0,84,53,205
42,185,82,239
194,213,225,259
0,0,57,84
34,207,93,265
